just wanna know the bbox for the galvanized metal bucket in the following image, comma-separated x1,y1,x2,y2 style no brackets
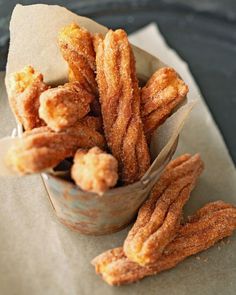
5,5,193,236
41,140,177,235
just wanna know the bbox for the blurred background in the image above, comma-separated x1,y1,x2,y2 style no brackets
0,0,235,163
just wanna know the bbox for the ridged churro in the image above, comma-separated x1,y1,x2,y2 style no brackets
124,154,204,266
92,201,236,286
58,23,97,95
95,29,150,184
141,67,188,140
5,119,105,174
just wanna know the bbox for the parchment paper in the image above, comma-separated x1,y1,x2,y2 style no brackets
1,8,236,295
3,4,194,180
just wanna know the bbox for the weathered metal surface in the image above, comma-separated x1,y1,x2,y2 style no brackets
41,140,177,235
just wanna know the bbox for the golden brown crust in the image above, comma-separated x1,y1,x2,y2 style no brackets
5,118,105,174
187,200,235,223
81,116,103,133
92,201,236,286
39,82,94,131
123,154,204,266
58,23,98,95
8,66,48,130
141,67,188,141
71,147,118,195
93,33,104,53
95,29,150,184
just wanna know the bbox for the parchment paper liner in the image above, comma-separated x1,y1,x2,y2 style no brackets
5,4,195,235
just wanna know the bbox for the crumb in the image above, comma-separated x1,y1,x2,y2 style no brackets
217,246,221,251
203,258,208,263
196,256,201,260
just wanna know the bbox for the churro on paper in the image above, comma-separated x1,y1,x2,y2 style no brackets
92,201,236,286
124,154,204,266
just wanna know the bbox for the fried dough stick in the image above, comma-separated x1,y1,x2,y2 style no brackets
7,66,48,130
95,29,150,184
58,23,101,116
6,118,105,175
124,154,204,266
58,23,97,94
71,147,118,195
39,82,94,131
92,201,236,286
141,67,188,141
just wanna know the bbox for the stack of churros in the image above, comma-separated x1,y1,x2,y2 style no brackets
6,23,189,194
5,22,236,286
92,154,236,285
